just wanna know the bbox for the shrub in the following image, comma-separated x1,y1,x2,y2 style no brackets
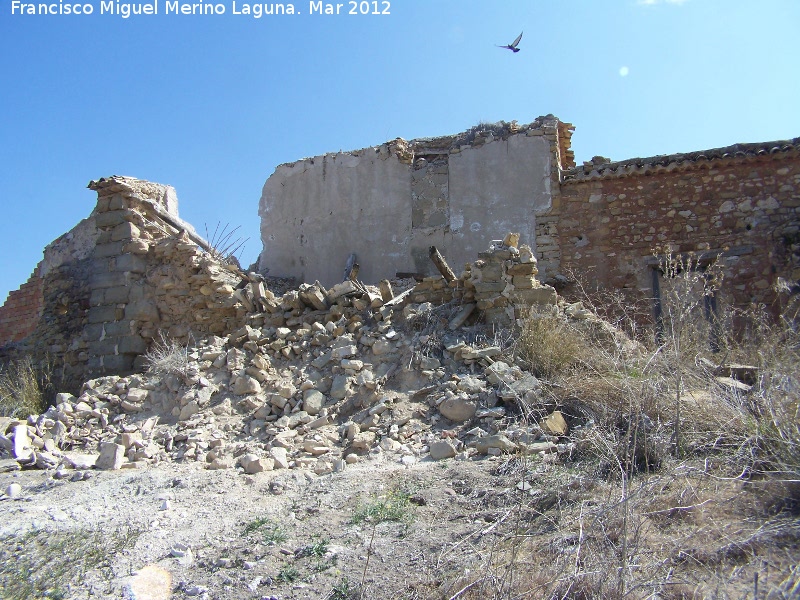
0,356,50,418
516,312,585,378
142,333,190,378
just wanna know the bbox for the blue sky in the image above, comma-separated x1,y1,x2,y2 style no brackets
1,0,799,303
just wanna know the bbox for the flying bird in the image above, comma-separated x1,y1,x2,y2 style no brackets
497,31,523,53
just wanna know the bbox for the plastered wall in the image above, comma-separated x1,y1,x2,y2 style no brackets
258,118,562,286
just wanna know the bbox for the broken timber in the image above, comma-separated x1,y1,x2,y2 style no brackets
429,246,456,282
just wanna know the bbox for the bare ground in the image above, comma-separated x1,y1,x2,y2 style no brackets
2,446,799,600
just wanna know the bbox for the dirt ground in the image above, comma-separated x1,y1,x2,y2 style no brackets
1,446,531,600
3,445,799,600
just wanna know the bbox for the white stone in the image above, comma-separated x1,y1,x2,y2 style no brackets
429,441,457,460
240,454,274,474
302,390,326,416
232,376,262,396
270,446,289,469
96,442,125,470
12,424,34,463
439,397,477,422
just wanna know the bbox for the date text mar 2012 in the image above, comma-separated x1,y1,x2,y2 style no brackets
309,1,390,15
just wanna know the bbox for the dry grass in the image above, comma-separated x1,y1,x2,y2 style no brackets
440,260,799,599
0,355,50,418
516,312,586,379
142,332,191,378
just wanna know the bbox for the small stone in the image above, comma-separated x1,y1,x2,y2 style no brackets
351,431,376,451
35,452,59,470
240,454,274,474
96,442,125,470
439,397,477,422
541,411,568,436
178,400,200,421
12,424,34,463
270,447,289,469
207,457,233,470
5,483,22,499
160,499,172,511
329,375,350,400
332,345,357,360
63,453,98,470
170,543,191,558
429,441,457,460
232,376,262,396
372,339,394,355
502,232,520,248
302,390,326,416
471,434,518,455
475,407,506,418
184,585,207,596
314,460,334,475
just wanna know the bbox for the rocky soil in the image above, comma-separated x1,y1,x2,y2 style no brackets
2,238,799,599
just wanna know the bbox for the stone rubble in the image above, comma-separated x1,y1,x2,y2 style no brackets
0,234,661,478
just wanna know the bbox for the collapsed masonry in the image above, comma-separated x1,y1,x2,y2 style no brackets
1,165,564,395
0,177,261,393
258,115,800,318
1,114,799,397
1,229,579,476
2,107,792,476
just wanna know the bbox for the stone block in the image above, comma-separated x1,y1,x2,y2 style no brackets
473,282,505,295
429,440,457,460
93,241,128,258
125,300,159,322
102,321,132,337
90,271,128,289
511,285,557,305
471,434,518,455
111,222,140,242
108,194,126,210
302,390,326,415
330,374,350,400
114,254,147,274
507,262,538,276
119,336,148,355
512,275,536,289
94,210,128,228
103,286,132,304
439,397,477,422
240,454,274,474
96,442,125,470
96,354,135,373
87,306,119,324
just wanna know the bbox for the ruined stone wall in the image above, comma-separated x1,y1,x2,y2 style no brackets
0,271,43,345
0,177,256,392
258,117,566,287
556,145,800,316
0,217,98,392
85,177,251,377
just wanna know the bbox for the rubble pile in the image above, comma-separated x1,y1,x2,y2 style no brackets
468,232,557,325
0,235,584,479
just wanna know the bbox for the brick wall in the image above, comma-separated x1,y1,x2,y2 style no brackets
0,271,44,345
556,150,800,317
